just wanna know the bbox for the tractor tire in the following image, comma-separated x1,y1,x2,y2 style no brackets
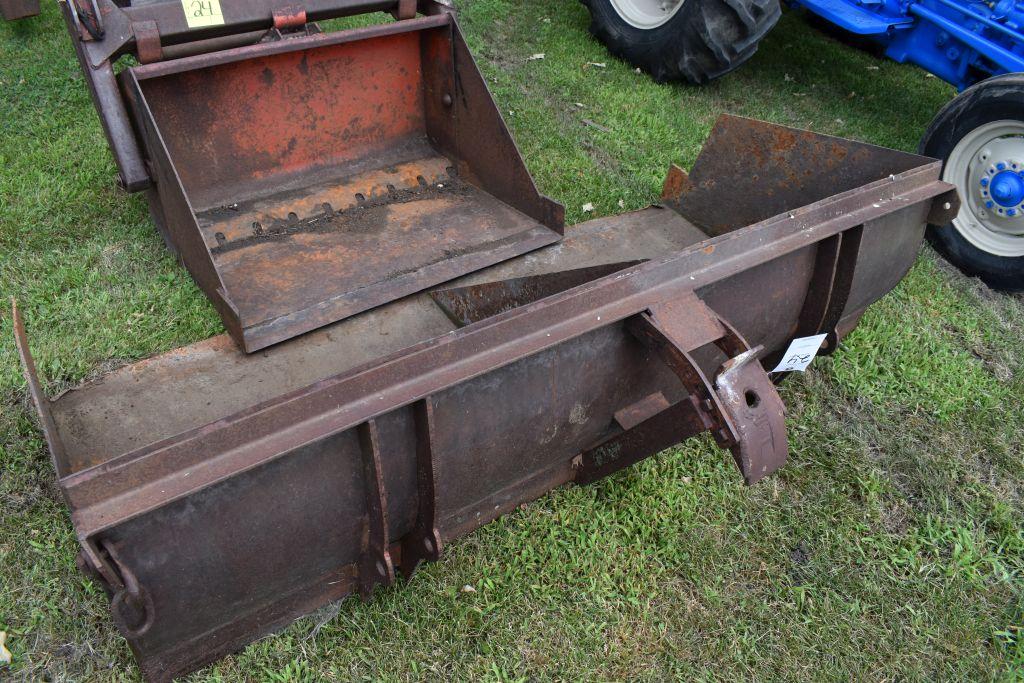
919,74,1024,291
581,0,781,84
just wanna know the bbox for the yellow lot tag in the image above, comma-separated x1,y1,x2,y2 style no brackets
181,0,224,27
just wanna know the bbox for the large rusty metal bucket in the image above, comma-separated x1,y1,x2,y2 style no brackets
15,116,957,681
119,14,563,351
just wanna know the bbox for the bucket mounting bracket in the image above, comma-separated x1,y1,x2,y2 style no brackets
77,540,155,638
357,420,396,599
578,291,788,485
400,398,444,581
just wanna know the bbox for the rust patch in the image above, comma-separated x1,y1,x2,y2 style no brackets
209,175,472,255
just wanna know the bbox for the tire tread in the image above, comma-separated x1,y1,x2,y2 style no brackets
582,0,780,84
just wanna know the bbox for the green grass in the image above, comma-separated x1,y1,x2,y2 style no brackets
2,1,1024,680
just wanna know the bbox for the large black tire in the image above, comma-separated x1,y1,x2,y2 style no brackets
919,74,1024,292
582,0,781,84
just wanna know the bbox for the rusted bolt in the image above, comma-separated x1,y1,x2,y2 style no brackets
442,93,453,107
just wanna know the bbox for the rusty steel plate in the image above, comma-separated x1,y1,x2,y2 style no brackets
0,0,38,20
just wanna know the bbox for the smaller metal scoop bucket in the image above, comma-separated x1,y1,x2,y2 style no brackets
121,14,564,351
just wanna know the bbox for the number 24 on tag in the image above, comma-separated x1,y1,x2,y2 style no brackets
182,0,224,28
772,334,828,373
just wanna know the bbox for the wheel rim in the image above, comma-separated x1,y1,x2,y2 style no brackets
943,119,1024,258
609,0,685,29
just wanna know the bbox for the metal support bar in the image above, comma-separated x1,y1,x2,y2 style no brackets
356,420,395,599
11,301,70,478
910,3,1024,73
817,226,863,354
61,0,151,191
73,0,447,67
795,233,843,339
763,224,866,372
628,295,735,444
400,398,443,580
576,397,708,485
928,0,1023,46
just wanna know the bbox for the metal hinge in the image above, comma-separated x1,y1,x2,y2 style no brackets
258,4,323,40
77,540,155,638
133,20,163,64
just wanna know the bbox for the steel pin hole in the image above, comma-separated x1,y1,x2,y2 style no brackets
744,390,760,409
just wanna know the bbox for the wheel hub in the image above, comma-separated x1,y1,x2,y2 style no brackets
943,120,1024,257
980,164,1024,215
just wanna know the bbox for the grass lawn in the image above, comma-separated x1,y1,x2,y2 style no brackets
2,0,1024,680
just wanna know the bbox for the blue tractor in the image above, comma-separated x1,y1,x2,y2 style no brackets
585,0,1024,290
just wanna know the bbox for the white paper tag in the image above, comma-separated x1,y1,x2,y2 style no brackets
771,334,828,373
181,0,224,28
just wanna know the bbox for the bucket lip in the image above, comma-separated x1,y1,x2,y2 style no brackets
129,11,452,81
